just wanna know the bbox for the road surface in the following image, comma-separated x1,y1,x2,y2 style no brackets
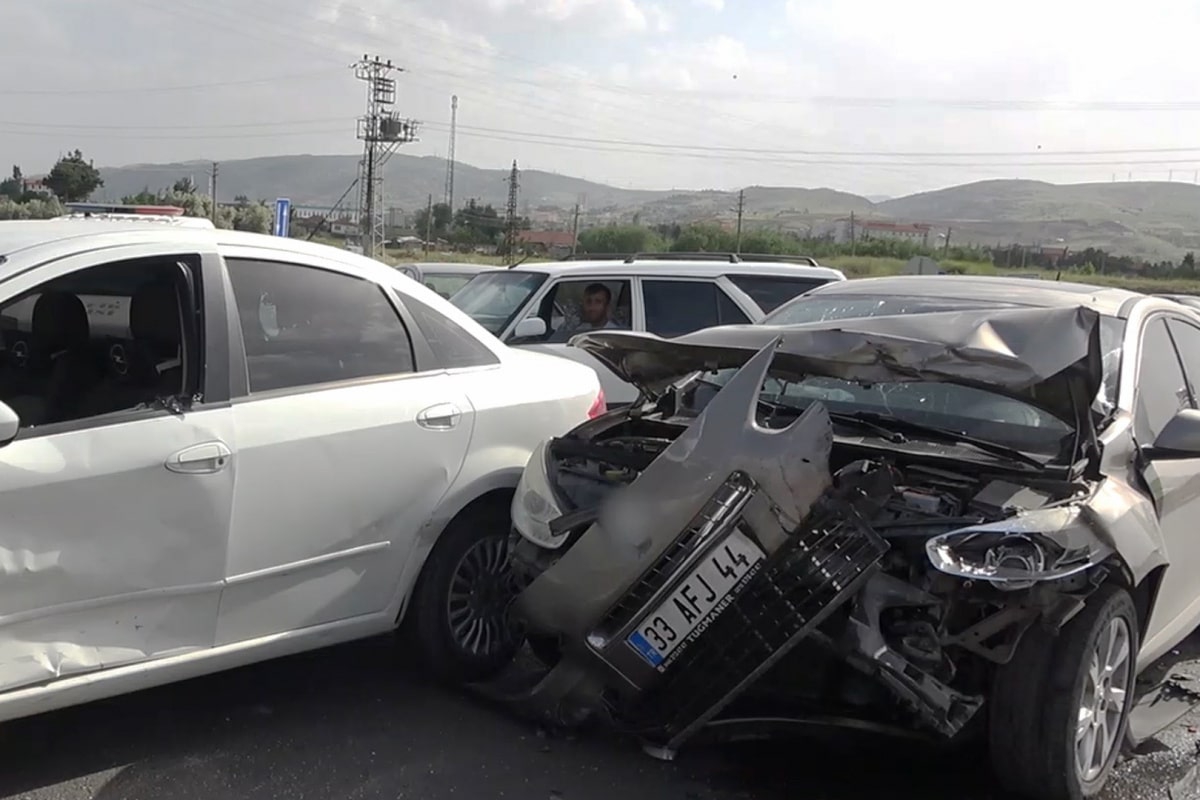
0,636,1196,800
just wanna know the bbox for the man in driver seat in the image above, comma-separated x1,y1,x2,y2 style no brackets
551,283,620,342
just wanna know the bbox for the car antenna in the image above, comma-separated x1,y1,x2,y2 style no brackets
507,253,531,269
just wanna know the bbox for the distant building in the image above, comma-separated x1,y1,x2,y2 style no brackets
832,218,933,247
517,230,577,258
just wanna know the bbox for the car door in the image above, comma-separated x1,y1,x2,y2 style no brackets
638,277,751,337
0,242,235,694
1131,313,1200,660
213,251,474,646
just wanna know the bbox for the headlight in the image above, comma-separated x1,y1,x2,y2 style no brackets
511,440,569,549
925,506,1113,591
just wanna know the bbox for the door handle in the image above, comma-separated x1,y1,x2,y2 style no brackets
166,441,232,474
416,402,462,430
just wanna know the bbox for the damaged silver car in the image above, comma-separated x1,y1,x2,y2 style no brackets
503,289,1200,800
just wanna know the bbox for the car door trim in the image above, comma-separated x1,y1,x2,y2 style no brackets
0,579,225,631
223,540,393,586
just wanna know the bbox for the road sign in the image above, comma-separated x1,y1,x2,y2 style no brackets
273,198,291,237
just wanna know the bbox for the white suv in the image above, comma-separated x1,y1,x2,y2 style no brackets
0,219,604,724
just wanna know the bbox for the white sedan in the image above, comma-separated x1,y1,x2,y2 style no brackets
0,217,605,724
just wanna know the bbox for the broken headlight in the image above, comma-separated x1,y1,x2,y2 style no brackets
924,506,1113,591
511,439,569,550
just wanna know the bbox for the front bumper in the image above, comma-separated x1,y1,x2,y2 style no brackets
508,341,890,750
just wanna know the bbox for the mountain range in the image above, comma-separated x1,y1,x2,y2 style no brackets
94,154,1200,261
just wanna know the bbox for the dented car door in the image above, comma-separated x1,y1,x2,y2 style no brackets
0,243,235,695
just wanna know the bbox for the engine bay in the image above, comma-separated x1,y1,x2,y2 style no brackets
529,409,1098,740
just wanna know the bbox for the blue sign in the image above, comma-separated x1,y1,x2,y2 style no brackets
273,198,291,237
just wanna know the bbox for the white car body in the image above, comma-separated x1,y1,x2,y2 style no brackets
0,220,601,723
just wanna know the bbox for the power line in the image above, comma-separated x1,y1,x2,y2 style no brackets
0,125,347,140
0,117,352,131
0,68,343,96
419,120,1200,159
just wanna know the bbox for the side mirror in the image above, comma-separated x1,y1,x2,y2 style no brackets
1146,408,1200,459
512,317,547,341
0,401,19,447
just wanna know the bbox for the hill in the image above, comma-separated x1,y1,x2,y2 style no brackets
95,154,671,212
93,155,1200,262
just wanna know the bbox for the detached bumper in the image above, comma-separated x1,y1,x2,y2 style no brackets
508,341,889,749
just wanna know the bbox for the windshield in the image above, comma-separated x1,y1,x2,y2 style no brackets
422,273,477,300
762,292,1125,418
693,370,1073,460
450,270,547,336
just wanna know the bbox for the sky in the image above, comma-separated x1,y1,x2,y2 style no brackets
5,0,1200,198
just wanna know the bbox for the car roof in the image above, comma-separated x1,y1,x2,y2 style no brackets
508,257,845,281
804,274,1143,317
0,220,403,287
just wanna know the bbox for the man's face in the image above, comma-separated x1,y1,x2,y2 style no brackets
581,290,610,325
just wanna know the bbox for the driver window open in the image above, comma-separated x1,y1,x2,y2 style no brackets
0,256,200,431
516,278,632,343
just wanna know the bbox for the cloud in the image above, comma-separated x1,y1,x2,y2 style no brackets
5,0,1200,199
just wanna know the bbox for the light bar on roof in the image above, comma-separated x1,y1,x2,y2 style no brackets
64,202,186,216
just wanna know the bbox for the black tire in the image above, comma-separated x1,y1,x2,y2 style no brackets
405,497,524,684
989,583,1138,800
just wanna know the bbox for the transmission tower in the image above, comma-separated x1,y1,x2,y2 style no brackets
502,160,520,258
354,54,418,260
443,95,458,215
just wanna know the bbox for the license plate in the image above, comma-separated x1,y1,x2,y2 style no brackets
626,530,765,670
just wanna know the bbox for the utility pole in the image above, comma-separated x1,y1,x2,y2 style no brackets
849,211,857,256
942,227,952,255
424,194,433,254
444,95,458,218
209,162,218,223
354,54,419,260
732,189,745,254
570,202,581,256
502,160,520,259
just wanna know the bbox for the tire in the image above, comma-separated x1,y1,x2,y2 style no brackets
405,497,524,684
989,583,1138,800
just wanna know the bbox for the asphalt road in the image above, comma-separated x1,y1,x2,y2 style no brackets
0,636,1197,800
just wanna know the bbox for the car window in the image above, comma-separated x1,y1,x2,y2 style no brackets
718,289,752,325
535,279,632,343
225,258,415,394
643,280,746,337
1134,317,1190,442
728,275,833,314
422,273,474,300
0,255,199,430
449,270,547,336
1166,318,1200,406
765,294,1016,325
401,294,500,370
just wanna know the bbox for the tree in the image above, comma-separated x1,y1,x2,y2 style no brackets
0,165,22,202
43,149,103,202
452,199,504,245
414,202,454,239
578,224,664,254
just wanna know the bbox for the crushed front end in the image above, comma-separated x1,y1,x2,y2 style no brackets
508,341,891,751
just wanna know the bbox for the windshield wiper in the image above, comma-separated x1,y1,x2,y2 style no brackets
829,410,1045,471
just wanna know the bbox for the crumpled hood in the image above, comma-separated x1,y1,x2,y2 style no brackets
569,304,1103,425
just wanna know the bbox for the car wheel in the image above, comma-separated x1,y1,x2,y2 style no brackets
989,583,1138,800
406,498,524,684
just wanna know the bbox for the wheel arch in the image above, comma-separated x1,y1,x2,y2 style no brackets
390,477,519,626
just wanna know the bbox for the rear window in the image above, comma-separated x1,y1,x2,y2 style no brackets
728,275,834,313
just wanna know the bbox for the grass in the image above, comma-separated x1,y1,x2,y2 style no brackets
824,256,1200,296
